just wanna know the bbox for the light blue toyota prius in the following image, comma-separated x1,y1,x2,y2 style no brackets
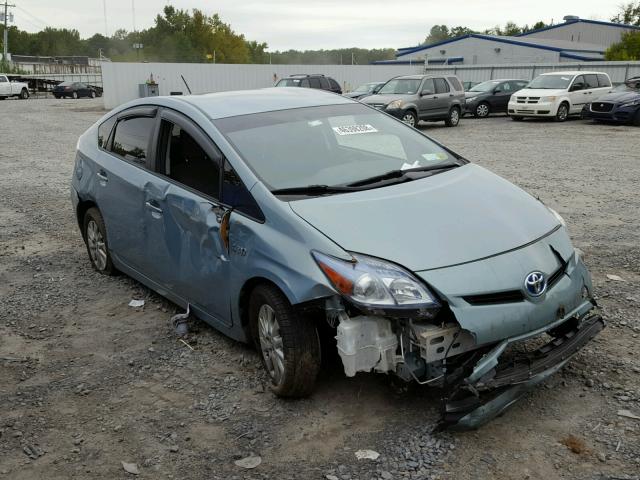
71,88,604,429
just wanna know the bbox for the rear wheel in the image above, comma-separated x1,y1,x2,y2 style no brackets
555,102,569,122
83,207,115,275
249,284,321,397
401,110,418,127
445,106,461,127
475,102,490,118
90,90,96,98
20,89,29,99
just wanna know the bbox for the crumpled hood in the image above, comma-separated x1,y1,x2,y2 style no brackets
289,164,559,271
597,91,640,104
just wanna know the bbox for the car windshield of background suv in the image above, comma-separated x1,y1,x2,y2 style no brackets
378,79,421,95
528,75,572,89
215,103,461,192
469,80,501,92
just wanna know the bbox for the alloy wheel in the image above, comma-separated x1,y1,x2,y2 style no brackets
450,108,460,125
476,103,489,117
401,113,416,127
258,304,285,385
86,220,108,270
557,105,568,121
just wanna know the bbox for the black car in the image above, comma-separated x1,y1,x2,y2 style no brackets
53,82,99,99
582,76,640,126
343,81,385,100
464,79,529,117
275,74,342,94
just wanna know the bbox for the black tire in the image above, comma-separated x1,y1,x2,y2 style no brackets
54,95,61,99
249,284,321,398
72,91,78,99
554,102,569,122
82,207,115,275
20,89,29,100
445,106,461,127
474,102,490,118
90,90,96,98
400,110,418,128
511,115,524,121
633,109,640,127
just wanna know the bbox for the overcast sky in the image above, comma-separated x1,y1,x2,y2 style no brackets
13,0,624,50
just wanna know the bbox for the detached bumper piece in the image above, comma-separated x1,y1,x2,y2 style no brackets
438,313,605,431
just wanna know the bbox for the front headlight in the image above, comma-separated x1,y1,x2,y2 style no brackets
548,207,566,227
543,96,557,102
621,100,640,108
312,251,440,318
387,99,404,109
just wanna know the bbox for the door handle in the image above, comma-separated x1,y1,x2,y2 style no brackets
96,171,108,182
145,201,163,214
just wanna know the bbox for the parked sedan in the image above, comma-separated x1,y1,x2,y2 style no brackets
343,81,385,100
464,79,529,117
582,76,640,126
71,88,603,430
53,81,98,99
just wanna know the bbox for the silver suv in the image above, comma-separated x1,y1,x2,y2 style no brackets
363,74,465,127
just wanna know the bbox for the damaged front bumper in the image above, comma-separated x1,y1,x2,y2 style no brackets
439,300,604,430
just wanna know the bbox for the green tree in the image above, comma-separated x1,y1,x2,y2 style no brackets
424,25,450,44
450,26,475,37
605,30,640,59
611,2,640,25
503,21,522,36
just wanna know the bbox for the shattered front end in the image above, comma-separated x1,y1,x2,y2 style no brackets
322,228,605,430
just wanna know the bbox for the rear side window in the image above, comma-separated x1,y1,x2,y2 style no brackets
98,116,116,149
300,78,310,88
597,74,611,87
319,77,330,89
447,76,463,91
309,78,322,89
434,78,450,94
111,116,155,167
584,74,599,89
222,160,264,220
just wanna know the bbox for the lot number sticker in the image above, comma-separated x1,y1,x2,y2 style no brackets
333,124,378,135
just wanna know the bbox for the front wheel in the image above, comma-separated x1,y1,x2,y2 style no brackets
20,89,29,99
72,91,79,99
90,90,96,98
474,102,490,118
445,106,461,127
555,103,569,122
400,110,418,128
249,284,321,398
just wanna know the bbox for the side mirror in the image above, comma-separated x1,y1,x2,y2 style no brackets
421,89,434,96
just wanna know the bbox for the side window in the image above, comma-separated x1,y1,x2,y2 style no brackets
500,82,512,92
300,78,310,88
515,81,528,90
328,78,340,90
597,74,611,88
222,160,264,220
421,78,435,93
584,74,599,89
111,116,155,167
0,76,7,83
571,75,585,90
162,122,221,199
319,77,330,89
447,76,463,91
308,77,322,89
434,78,450,94
98,116,116,149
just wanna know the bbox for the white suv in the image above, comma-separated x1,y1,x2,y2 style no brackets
508,71,612,122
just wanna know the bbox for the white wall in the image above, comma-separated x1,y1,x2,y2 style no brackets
398,37,560,65
101,62,423,109
523,22,635,49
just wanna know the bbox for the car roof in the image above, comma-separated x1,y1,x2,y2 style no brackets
540,71,608,76
172,87,355,119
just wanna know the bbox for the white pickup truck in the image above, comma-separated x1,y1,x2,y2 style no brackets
0,74,29,100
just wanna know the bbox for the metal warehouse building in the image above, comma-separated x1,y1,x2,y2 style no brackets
376,17,640,65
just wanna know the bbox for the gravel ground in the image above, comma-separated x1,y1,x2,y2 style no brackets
0,98,639,480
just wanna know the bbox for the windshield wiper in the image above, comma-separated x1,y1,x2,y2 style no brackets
345,163,458,188
271,184,359,196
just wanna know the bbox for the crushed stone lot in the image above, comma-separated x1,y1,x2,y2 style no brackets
0,98,639,480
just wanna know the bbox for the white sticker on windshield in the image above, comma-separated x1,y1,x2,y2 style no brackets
401,161,421,170
332,124,378,135
422,152,448,161
308,120,323,127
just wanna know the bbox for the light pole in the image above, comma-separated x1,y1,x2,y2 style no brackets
2,1,16,64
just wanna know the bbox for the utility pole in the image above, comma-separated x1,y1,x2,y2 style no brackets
2,1,16,64
103,0,108,37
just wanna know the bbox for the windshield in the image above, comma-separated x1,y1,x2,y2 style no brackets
528,74,573,89
275,78,302,87
353,83,376,93
469,80,501,93
378,78,421,95
613,82,640,92
215,103,460,192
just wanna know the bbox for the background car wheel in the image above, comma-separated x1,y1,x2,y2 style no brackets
445,106,461,127
83,207,115,275
475,102,490,118
20,89,29,99
401,111,417,127
90,90,96,98
555,102,569,122
72,91,78,99
511,115,524,121
633,109,640,127
249,284,321,398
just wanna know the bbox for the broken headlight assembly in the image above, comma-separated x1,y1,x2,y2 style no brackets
312,251,440,318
